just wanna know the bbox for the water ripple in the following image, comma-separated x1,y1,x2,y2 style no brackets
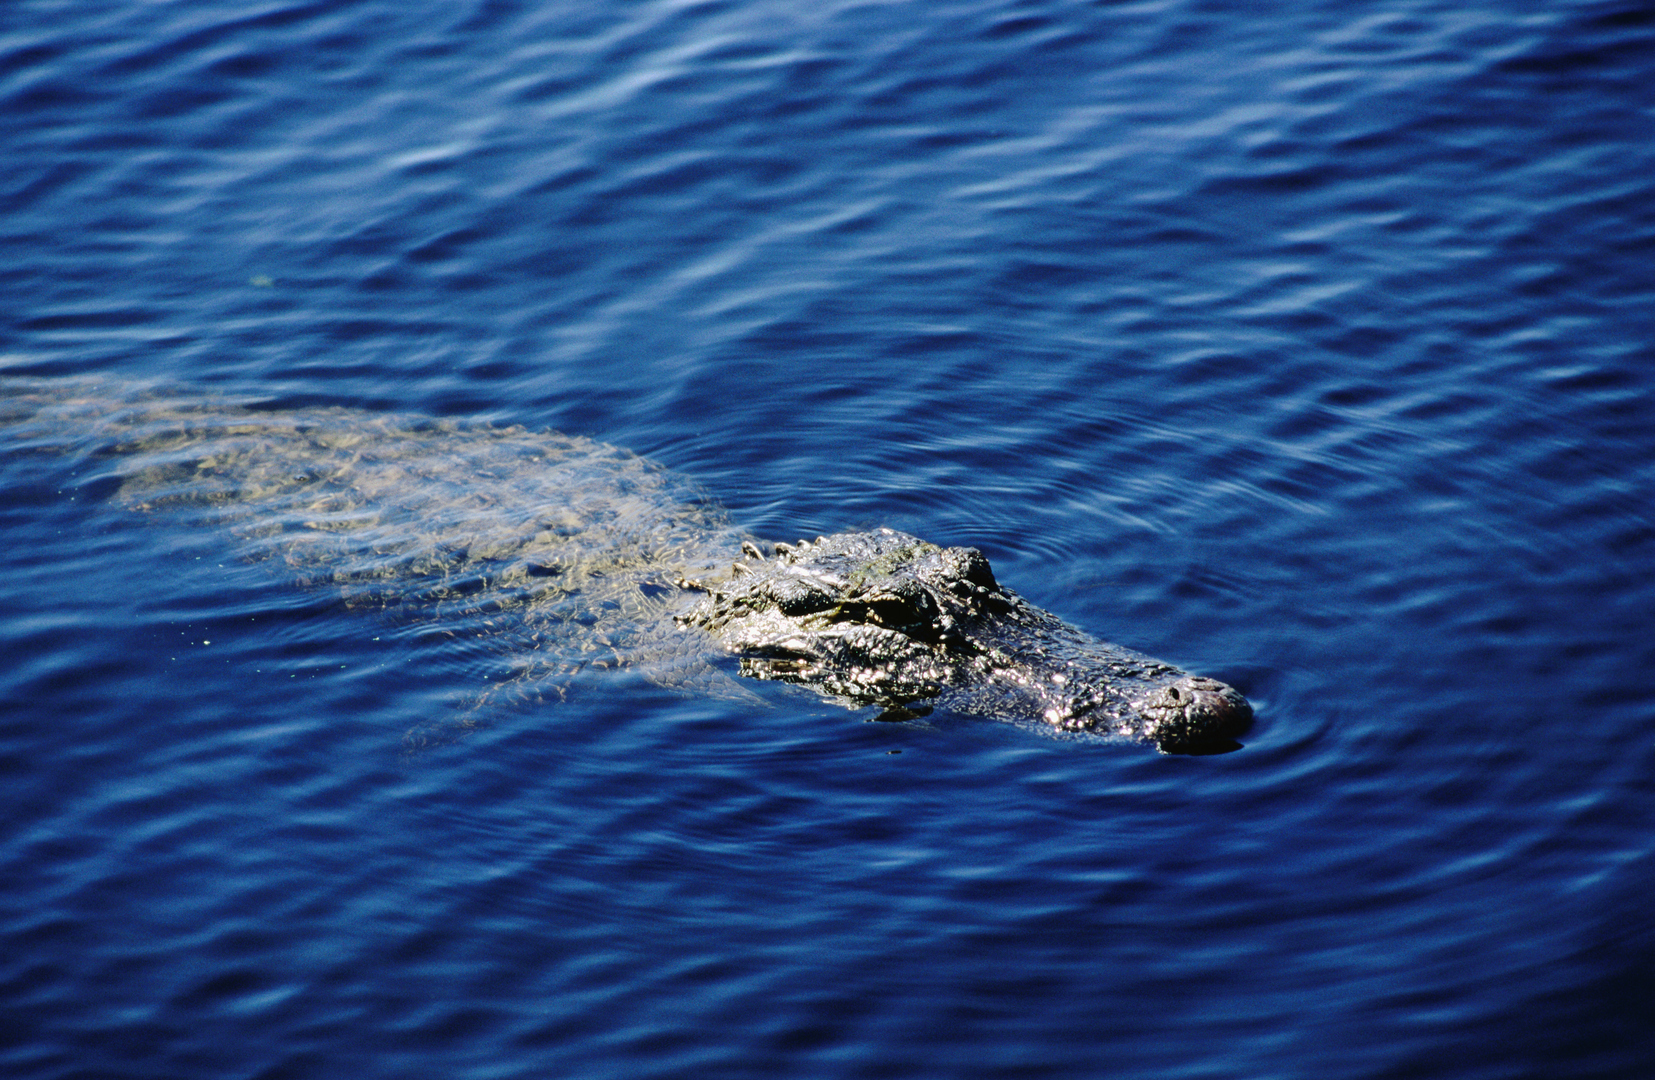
3,0,1655,1077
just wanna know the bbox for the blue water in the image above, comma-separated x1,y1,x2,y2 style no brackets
3,0,1654,1076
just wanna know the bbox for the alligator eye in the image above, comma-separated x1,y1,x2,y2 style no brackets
776,584,836,616
957,548,999,592
868,597,923,625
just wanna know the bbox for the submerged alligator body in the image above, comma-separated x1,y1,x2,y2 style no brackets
2,377,1250,752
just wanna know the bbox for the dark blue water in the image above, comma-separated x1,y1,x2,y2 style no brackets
4,1,1654,1076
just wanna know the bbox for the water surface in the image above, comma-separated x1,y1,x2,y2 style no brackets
3,1,1653,1077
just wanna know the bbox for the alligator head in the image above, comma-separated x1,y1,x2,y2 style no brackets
678,528,1252,752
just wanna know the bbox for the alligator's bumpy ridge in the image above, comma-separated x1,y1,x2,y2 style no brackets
680,528,1251,752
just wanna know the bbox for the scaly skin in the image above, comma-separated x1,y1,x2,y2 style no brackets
5,379,1250,752
680,528,1252,752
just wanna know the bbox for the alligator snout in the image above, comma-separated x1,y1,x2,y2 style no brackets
1139,675,1253,753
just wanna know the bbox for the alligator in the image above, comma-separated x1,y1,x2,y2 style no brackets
1,377,1251,752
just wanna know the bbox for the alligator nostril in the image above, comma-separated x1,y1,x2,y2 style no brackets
1166,685,1183,702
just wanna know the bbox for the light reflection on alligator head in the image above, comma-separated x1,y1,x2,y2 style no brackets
680,527,1252,753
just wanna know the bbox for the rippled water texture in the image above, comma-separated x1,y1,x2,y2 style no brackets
3,1,1653,1077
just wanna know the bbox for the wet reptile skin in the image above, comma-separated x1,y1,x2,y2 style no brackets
5,379,1251,751
682,529,1251,752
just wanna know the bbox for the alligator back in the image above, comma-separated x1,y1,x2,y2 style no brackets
1,377,748,702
